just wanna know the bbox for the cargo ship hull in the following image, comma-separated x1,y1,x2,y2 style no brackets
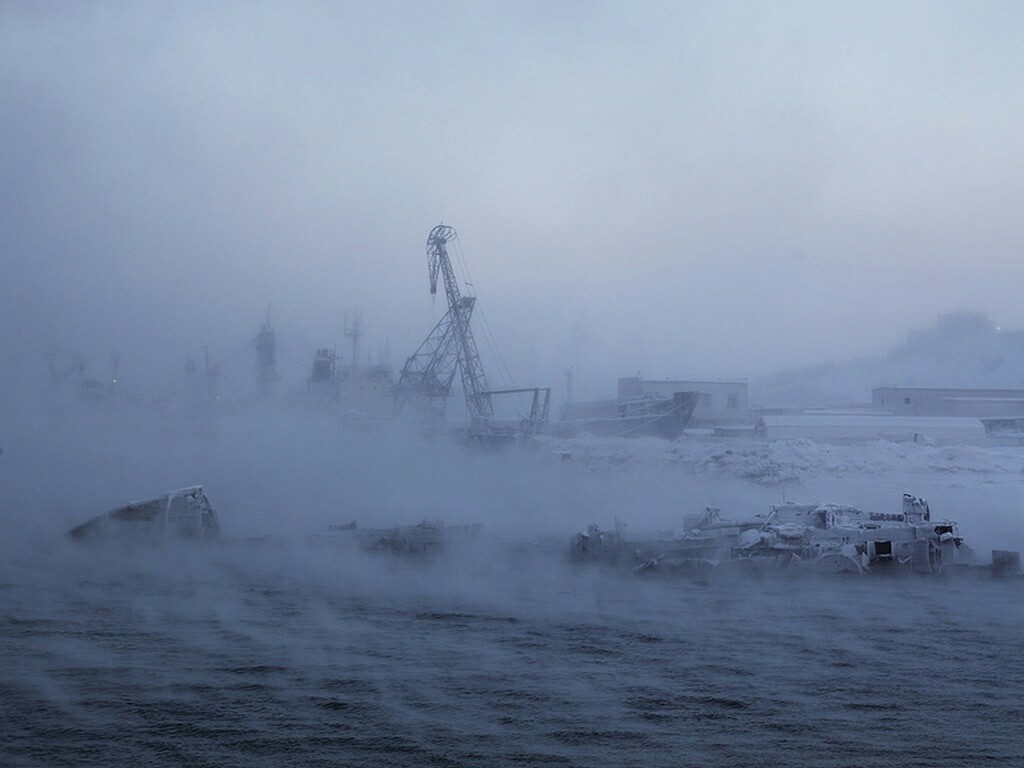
560,391,699,441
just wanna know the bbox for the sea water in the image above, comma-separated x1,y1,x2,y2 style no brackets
2,541,1022,768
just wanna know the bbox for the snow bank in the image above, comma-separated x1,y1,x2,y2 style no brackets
540,435,1024,485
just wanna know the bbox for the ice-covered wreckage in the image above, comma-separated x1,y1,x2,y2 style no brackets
571,494,1020,577
68,486,220,543
312,519,483,555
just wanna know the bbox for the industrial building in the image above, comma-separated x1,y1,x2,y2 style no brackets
872,387,1024,418
618,377,749,426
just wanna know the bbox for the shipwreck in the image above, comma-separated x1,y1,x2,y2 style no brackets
571,494,1021,577
311,519,483,556
68,486,220,543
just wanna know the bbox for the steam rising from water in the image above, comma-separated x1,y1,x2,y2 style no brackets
3,529,1023,767
1,402,1023,766
3,4,1023,763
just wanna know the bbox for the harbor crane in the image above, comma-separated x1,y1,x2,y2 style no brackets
395,225,493,428
395,224,549,439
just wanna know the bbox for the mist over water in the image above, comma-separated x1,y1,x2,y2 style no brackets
3,2,1024,765
3,529,1023,767
2,403,1024,767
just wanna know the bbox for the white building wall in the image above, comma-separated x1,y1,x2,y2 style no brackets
873,387,1024,417
758,415,987,443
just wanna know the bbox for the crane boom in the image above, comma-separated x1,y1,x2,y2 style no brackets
427,224,461,306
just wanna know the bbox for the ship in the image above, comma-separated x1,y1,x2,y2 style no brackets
67,486,220,543
571,493,1021,577
554,390,699,441
310,519,483,555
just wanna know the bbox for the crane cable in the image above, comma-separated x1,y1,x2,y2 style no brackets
148,336,253,402
451,237,527,418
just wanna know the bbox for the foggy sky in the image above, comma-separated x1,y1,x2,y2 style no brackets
2,1,1021,401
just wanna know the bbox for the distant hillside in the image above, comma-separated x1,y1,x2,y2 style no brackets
755,313,1024,407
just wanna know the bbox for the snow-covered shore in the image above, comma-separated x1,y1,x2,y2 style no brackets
541,435,1024,485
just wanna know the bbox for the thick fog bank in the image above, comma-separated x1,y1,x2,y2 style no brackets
755,313,1024,407
0,404,766,543
1,401,1021,560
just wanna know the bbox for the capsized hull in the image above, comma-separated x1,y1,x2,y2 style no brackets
68,486,220,543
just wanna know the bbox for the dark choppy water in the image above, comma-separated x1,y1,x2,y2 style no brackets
2,542,1023,768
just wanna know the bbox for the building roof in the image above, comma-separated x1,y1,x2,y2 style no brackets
873,385,1024,394
940,396,1024,403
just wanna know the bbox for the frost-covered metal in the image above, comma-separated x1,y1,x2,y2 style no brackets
68,486,220,543
395,224,552,442
571,494,1017,577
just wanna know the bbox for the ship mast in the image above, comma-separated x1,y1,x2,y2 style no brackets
255,304,277,398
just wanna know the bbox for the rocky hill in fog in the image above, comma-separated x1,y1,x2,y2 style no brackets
755,313,1024,407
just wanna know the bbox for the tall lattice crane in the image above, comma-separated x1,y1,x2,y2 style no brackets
395,225,495,430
